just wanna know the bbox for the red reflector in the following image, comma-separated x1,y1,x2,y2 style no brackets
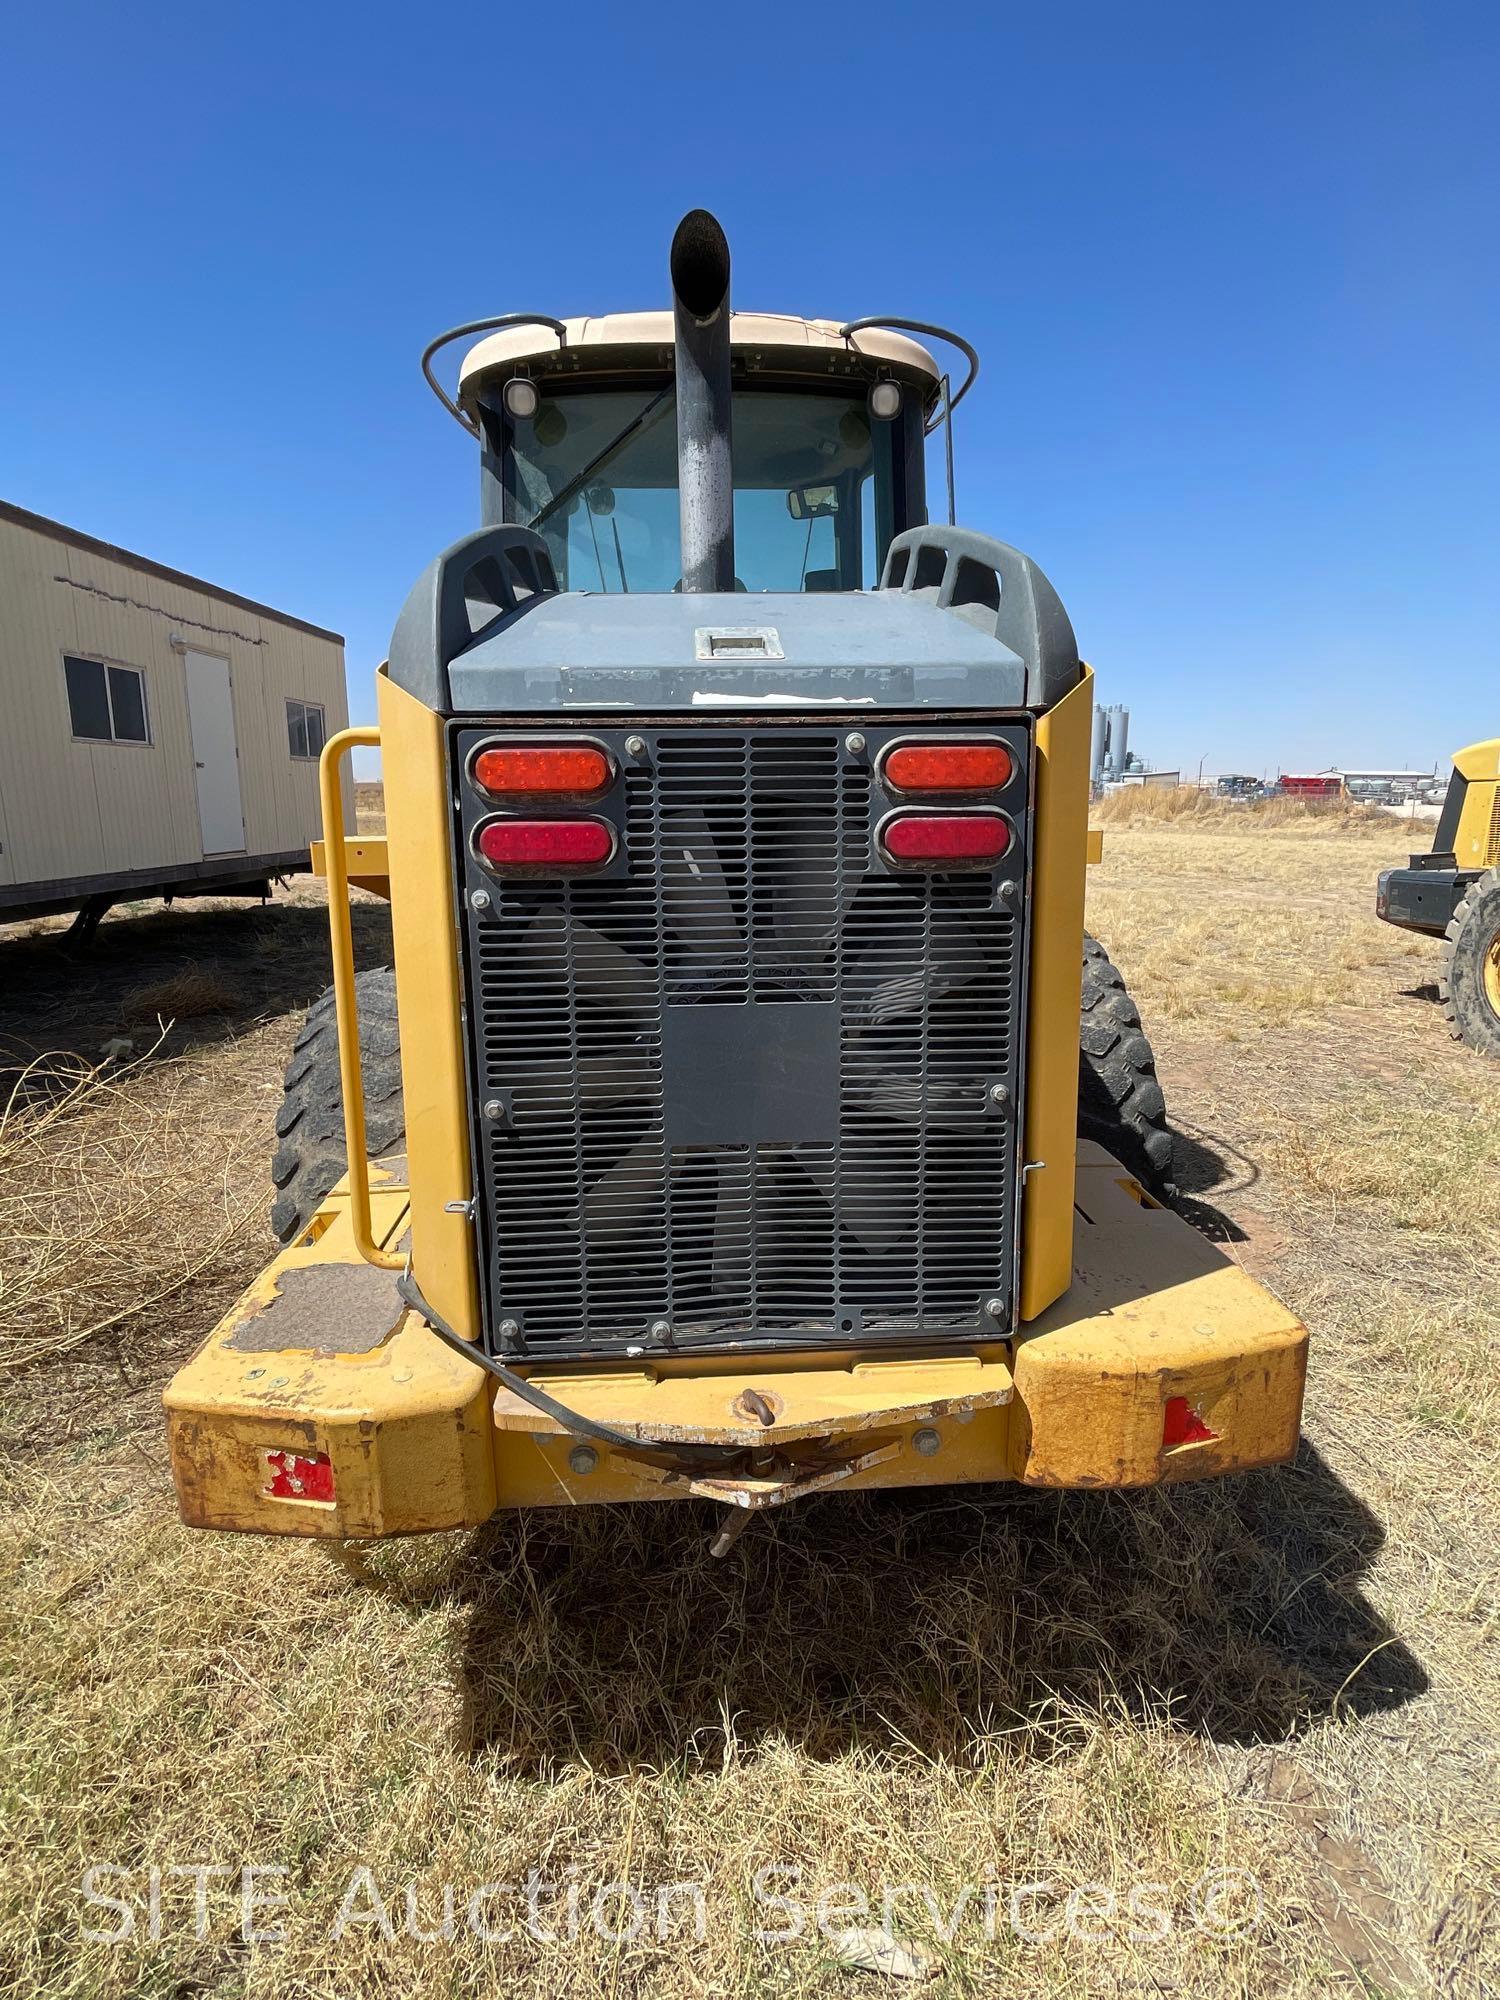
1162,1397,1217,1448
881,812,1011,865
476,818,614,868
472,743,611,797
264,1449,335,1502
883,742,1013,793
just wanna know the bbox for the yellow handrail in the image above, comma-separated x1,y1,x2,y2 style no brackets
317,725,404,1270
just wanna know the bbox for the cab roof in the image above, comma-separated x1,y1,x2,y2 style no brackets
459,311,942,407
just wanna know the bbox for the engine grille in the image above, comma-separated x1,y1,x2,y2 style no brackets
456,721,1029,1358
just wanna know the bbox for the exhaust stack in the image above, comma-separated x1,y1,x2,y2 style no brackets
670,209,734,592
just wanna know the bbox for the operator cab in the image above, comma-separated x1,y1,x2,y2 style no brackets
448,312,949,594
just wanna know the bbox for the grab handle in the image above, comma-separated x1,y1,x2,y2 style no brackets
317,726,405,1270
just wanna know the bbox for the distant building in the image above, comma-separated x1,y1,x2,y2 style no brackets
1315,768,1437,784
1280,775,1344,800
0,500,349,931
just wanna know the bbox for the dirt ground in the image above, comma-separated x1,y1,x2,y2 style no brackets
1,801,1496,1998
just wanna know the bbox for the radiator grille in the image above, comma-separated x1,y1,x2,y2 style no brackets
458,723,1027,1357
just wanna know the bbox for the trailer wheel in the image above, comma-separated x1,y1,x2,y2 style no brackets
1077,935,1175,1193
269,968,407,1245
1440,868,1500,1059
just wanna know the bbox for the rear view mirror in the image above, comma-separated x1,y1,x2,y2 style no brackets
786,485,839,520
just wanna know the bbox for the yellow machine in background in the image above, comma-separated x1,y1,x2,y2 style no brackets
165,213,1307,1551
1378,738,1500,1058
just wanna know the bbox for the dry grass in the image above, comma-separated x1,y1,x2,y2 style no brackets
1086,819,1433,1029
356,781,387,835
0,1037,275,1405
0,1475,1414,1999
1,812,1497,1996
120,968,240,1024
1093,786,1404,833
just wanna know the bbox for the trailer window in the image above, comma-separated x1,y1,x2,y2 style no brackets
65,656,149,744
287,699,326,761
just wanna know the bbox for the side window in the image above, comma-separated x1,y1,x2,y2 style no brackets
287,699,326,760
107,665,148,742
65,656,111,739
66,656,149,743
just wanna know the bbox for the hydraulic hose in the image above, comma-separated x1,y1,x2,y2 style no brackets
395,1268,743,1474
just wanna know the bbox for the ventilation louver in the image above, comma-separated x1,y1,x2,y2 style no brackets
457,723,1028,1359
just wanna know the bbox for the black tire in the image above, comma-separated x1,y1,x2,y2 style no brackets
269,968,406,1245
1440,867,1500,1059
1077,934,1175,1192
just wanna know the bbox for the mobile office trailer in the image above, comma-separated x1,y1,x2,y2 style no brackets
0,501,348,933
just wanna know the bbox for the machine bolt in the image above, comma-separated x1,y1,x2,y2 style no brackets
989,1082,1010,1108
985,1296,1005,1319
568,1444,599,1476
844,732,867,755
471,887,492,913
482,1098,505,1122
498,1318,520,1340
625,734,647,757
649,1318,672,1341
994,879,1018,907
912,1427,941,1457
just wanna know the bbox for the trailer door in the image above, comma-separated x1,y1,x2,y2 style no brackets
183,650,246,856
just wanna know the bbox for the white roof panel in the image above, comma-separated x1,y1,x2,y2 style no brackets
459,310,942,397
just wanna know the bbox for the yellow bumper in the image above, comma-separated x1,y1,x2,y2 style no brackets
164,1169,496,1537
1012,1148,1307,1485
164,1146,1307,1537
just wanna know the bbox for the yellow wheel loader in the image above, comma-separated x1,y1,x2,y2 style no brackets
1378,739,1500,1059
165,212,1307,1551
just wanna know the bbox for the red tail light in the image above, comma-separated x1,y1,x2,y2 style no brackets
883,742,1013,793
1162,1397,1217,1448
472,743,612,798
881,812,1011,867
476,817,614,870
264,1449,335,1502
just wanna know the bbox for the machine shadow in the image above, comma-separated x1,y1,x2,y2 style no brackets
407,1437,1426,1778
0,897,391,1073
1167,1122,1252,1243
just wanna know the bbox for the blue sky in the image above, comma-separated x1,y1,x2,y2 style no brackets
2,3,1495,779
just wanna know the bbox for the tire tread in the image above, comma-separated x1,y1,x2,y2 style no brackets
1438,867,1500,1058
1077,934,1175,1191
268,967,407,1243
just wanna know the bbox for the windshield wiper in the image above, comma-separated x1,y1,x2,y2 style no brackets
527,386,675,533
